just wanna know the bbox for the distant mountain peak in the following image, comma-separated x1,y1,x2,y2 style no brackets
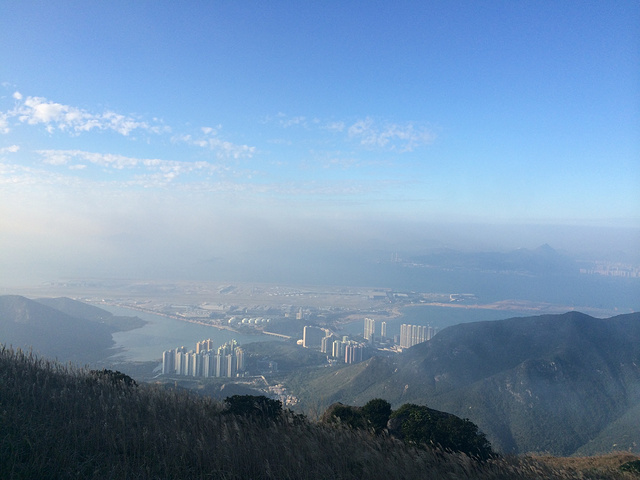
535,243,557,254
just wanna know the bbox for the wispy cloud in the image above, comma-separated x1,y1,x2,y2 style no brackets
6,92,170,136
0,161,82,187
323,121,346,132
36,149,225,186
172,128,256,159
0,113,9,134
280,115,308,128
347,117,435,152
2,89,257,162
270,113,435,152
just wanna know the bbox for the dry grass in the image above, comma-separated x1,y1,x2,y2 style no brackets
1,345,637,480
531,452,640,477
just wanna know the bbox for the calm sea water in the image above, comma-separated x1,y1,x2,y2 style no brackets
100,305,282,362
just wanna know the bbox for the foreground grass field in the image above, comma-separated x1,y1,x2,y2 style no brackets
0,346,637,479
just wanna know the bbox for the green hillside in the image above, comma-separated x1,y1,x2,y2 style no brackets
285,312,640,455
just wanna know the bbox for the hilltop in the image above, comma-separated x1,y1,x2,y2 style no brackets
284,311,640,456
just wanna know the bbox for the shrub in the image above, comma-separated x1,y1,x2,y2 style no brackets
89,368,138,387
321,403,368,430
389,403,494,460
224,394,282,422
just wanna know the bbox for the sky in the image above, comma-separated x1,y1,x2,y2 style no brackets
0,1,639,285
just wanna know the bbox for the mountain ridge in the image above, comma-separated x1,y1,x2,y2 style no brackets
0,295,142,364
407,244,579,275
287,311,640,455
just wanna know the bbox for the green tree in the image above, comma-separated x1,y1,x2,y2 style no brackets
361,398,392,434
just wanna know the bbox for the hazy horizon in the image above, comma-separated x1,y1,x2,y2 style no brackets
1,2,638,287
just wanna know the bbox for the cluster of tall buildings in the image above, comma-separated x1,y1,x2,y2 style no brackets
399,324,436,349
323,336,365,364
363,318,437,349
303,326,366,364
302,319,438,365
363,317,387,342
162,339,244,378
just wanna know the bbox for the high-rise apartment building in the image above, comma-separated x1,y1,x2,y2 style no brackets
321,334,336,354
214,353,223,378
364,317,375,341
345,342,363,364
225,353,236,378
162,349,175,374
235,347,244,372
332,339,345,359
196,338,214,354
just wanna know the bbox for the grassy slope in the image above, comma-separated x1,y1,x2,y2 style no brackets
1,346,638,479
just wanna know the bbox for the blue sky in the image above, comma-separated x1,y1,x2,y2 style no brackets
0,1,638,284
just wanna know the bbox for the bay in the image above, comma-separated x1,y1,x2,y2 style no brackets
99,304,282,362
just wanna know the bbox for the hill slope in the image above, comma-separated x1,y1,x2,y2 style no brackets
35,296,145,331
289,312,640,455
0,295,131,363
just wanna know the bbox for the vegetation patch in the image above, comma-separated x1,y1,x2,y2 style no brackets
621,459,640,474
1,345,637,479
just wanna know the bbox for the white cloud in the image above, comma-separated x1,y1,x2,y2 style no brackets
7,94,169,136
201,126,220,135
3,89,254,160
0,145,19,154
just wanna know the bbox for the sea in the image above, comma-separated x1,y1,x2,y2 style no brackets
99,304,282,362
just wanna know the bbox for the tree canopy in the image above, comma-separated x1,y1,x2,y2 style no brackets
389,403,494,460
